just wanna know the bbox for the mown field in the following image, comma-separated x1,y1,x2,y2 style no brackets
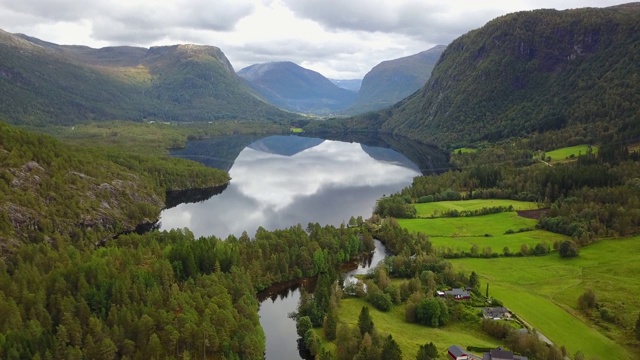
451,236,640,360
398,211,568,254
546,144,598,163
324,297,502,359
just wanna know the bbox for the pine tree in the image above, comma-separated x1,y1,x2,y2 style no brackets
416,342,438,360
323,307,338,341
381,335,402,360
357,306,374,336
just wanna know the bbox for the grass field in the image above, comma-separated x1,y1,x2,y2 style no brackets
290,127,304,133
398,212,568,253
414,199,538,217
328,297,502,359
451,236,640,359
546,144,598,163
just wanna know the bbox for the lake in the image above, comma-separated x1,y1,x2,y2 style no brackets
158,133,441,359
159,134,435,239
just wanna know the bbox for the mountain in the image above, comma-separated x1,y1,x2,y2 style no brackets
330,79,362,92
346,4,640,146
343,45,446,115
0,30,299,125
237,61,357,115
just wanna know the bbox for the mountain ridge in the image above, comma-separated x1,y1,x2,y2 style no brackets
0,30,299,125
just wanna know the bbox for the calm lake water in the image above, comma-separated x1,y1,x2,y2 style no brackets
159,134,423,239
158,134,439,359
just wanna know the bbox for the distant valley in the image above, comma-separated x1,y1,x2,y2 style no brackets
238,46,445,116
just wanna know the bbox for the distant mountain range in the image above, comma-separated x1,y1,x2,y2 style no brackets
238,47,445,116
0,27,449,124
0,30,299,125
343,45,446,115
237,61,356,116
314,3,640,147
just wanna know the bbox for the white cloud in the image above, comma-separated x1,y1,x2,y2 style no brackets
0,0,631,78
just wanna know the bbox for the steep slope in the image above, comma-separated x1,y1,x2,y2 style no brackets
349,4,640,146
344,45,445,115
237,61,357,115
0,30,298,125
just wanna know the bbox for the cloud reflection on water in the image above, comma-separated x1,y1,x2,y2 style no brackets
159,138,420,239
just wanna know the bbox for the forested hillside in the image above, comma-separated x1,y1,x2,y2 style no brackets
0,30,299,125
314,4,640,148
0,122,228,250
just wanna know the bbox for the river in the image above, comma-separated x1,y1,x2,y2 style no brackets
257,239,390,360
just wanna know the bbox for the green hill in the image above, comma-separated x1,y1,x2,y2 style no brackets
323,4,640,147
0,30,299,125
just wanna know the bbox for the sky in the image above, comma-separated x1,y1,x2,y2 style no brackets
0,0,630,79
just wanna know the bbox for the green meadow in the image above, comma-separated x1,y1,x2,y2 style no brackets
546,144,598,163
327,297,502,359
398,211,567,253
451,236,640,359
414,199,538,217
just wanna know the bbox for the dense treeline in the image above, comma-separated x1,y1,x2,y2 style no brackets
0,220,373,359
166,223,373,291
0,230,263,359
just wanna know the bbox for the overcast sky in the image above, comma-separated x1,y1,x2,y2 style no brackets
0,0,629,79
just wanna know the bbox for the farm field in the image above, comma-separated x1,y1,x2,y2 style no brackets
545,144,598,163
414,199,538,217
398,211,567,253
329,297,502,359
451,236,640,359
